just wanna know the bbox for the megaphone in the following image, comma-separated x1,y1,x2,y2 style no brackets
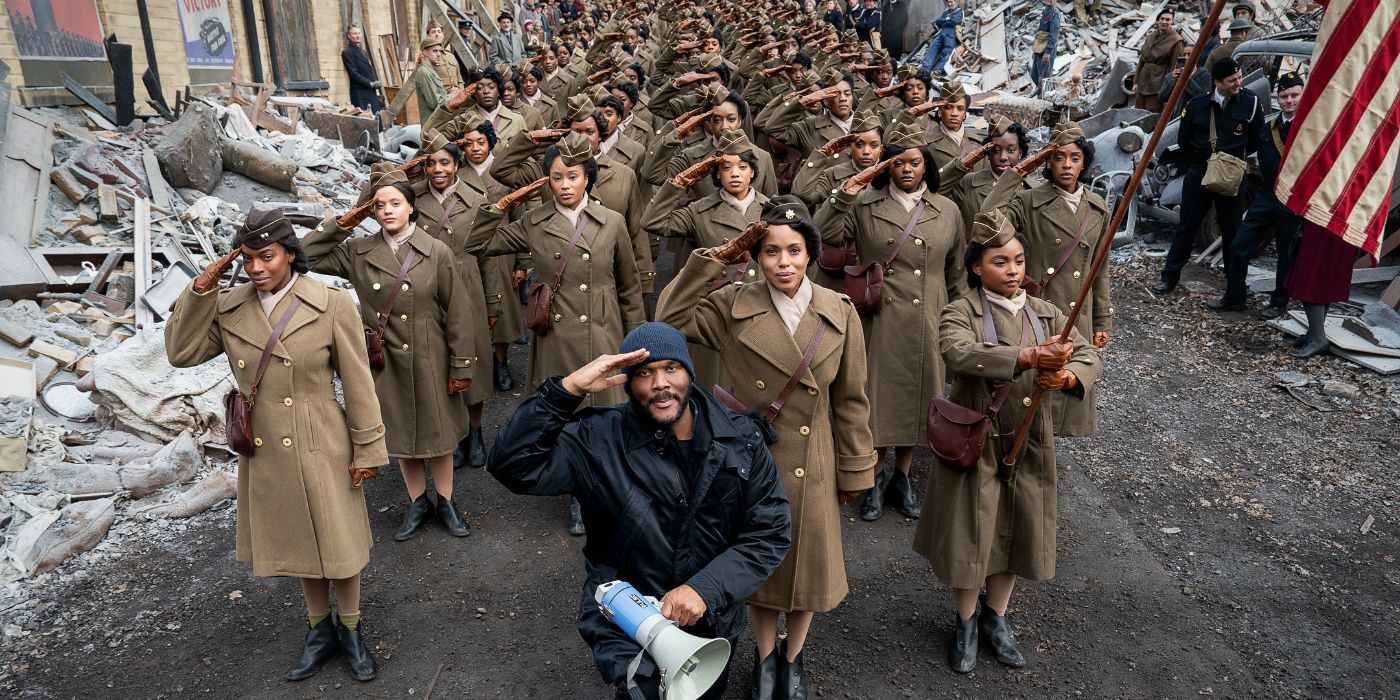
596,580,732,700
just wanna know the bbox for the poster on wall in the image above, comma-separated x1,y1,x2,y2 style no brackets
6,0,106,60
177,0,235,69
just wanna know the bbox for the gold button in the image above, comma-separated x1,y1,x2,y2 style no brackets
912,298,921,307
554,252,562,259
401,283,410,291
445,228,453,236
914,238,924,246
1047,267,1056,275
746,269,756,276
799,426,810,436
579,314,588,323
807,387,818,396
806,161,814,167
554,313,562,321
376,425,384,433
1055,238,1062,245
401,343,409,350
400,314,409,321
1022,397,1032,407
237,359,246,369
913,269,923,277
283,359,292,367
372,282,381,290
1069,301,1077,309
316,225,324,232
579,283,588,291
282,437,292,447
755,380,766,390
253,437,263,447
976,364,985,370
1073,271,1082,279
283,398,293,407
794,467,806,478
582,252,590,260
886,237,894,244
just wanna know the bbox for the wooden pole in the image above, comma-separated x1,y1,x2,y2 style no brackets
998,0,1232,480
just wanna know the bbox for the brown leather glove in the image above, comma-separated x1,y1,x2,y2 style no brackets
528,127,570,144
799,85,842,107
1015,144,1060,177
511,269,529,288
448,378,472,395
671,155,720,188
587,68,612,85
708,220,768,264
909,99,949,118
445,82,479,112
841,157,893,195
673,108,714,140
1093,330,1110,349
350,465,378,488
496,177,549,213
1034,368,1078,392
874,81,908,98
672,70,715,88
759,64,792,78
818,133,860,158
488,315,499,329
193,247,242,294
960,142,997,169
1016,339,1073,372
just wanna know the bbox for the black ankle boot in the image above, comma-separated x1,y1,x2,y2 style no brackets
286,616,340,681
948,612,978,674
452,441,468,470
885,469,921,519
465,427,487,468
435,494,471,537
977,597,1026,668
859,469,889,522
1290,303,1331,359
393,494,433,542
749,644,780,700
493,355,514,391
781,641,807,700
335,615,377,681
568,497,586,536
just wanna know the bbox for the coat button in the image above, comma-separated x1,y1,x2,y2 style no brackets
579,314,588,323
554,313,562,321
886,237,894,244
755,380,766,390
1022,397,1033,407
282,437,292,447
914,238,924,246
1073,270,1082,279
554,252,562,259
372,282,381,290
402,343,410,350
1055,238,1062,245
284,359,292,367
912,298,921,307
746,269,756,276
402,283,410,291
579,283,588,291
1047,267,1055,275
799,425,810,436
253,437,263,447
283,397,293,406
976,363,985,370
400,314,409,321
808,387,818,396
582,252,590,260
316,225,324,232
237,359,246,368
913,269,923,277
794,467,806,478
1069,301,1077,308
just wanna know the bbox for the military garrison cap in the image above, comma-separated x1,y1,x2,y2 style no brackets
1049,120,1085,145
970,210,1017,248
233,207,296,249
556,131,594,165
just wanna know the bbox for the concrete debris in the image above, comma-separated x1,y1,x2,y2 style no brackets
134,468,234,520
88,330,233,445
0,396,32,438
152,103,223,193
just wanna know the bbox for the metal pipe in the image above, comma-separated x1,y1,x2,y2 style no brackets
259,0,283,89
239,0,265,83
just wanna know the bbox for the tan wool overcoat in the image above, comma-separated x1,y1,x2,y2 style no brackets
303,223,476,458
658,251,878,613
815,186,968,447
165,276,387,579
459,163,529,345
982,169,1113,436
913,294,1101,588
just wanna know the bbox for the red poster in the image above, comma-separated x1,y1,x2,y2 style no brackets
7,0,106,60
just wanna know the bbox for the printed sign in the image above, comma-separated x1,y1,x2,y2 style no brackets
178,0,235,68
7,0,106,60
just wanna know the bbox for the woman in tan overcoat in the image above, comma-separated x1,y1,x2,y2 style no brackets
913,211,1101,674
165,209,386,683
936,117,1031,236
981,122,1113,437
413,129,503,469
465,132,646,535
641,130,770,387
303,171,478,543
657,197,877,700
814,121,967,523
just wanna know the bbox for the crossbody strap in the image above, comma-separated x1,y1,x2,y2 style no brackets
766,320,827,422
1209,106,1218,152
1035,201,1098,290
550,212,592,292
882,200,926,267
424,194,461,240
248,297,303,409
376,246,418,335
978,290,1016,417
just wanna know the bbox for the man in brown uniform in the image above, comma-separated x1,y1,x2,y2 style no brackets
1134,9,1184,113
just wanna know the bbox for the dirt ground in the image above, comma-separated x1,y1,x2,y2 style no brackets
2,248,1396,699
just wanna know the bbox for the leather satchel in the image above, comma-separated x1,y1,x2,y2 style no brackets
817,239,856,274
842,201,924,316
226,297,303,457
926,291,1039,472
526,213,590,336
1201,106,1248,196
363,197,461,368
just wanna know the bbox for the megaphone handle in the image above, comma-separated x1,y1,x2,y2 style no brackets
623,617,679,700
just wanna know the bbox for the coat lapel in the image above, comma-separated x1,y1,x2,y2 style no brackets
1029,183,1083,239
276,276,328,342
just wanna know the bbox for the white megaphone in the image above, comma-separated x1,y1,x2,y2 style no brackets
596,580,731,700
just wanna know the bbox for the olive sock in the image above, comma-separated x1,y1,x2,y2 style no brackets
340,611,361,630
307,612,330,629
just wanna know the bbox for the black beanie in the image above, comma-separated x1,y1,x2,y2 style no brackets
619,322,696,379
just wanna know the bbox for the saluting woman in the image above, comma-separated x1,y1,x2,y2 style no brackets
641,128,770,387
303,169,479,542
657,197,877,700
814,121,967,522
165,209,386,682
913,211,1101,673
980,121,1113,436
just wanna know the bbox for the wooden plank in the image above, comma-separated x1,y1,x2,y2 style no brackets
1382,276,1400,309
61,73,118,127
0,106,55,246
50,167,88,204
27,339,78,366
382,80,417,129
134,197,154,329
1351,266,1399,285
142,148,171,211
977,13,1009,91
97,184,119,221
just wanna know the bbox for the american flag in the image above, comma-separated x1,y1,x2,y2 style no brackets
1273,0,1400,261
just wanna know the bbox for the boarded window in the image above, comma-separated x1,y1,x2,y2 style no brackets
267,0,324,88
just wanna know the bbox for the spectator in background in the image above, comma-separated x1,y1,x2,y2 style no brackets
414,37,449,126
923,0,962,75
1029,0,1061,98
1197,20,1222,70
489,12,525,65
852,0,882,47
822,0,847,32
341,25,382,113
1133,9,1183,113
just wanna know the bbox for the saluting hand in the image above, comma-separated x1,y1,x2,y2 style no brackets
842,157,893,195
960,142,996,169
512,269,529,288
672,155,721,188
528,127,571,144
674,108,715,140
909,99,949,118
496,176,549,213
818,133,860,158
586,68,612,85
562,348,651,396
706,220,768,264
1015,143,1060,177
659,584,707,627
799,85,842,107
193,246,242,294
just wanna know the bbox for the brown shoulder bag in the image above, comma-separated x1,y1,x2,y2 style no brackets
526,213,590,337
843,200,924,316
226,297,303,457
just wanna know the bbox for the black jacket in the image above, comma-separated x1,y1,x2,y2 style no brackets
1257,116,1292,198
341,43,381,112
488,377,792,684
1177,89,1266,167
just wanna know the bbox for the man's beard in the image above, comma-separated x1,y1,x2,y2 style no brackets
630,386,691,430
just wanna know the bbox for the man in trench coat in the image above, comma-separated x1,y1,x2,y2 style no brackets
488,323,791,699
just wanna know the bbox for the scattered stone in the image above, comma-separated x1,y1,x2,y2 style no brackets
1320,381,1359,400
154,104,224,193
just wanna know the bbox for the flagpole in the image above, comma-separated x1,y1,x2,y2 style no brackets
997,0,1233,481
